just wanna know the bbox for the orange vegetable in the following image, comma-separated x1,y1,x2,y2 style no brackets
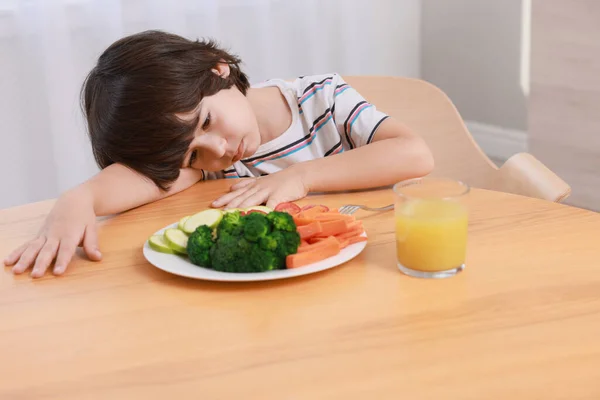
314,213,356,223
316,219,349,237
297,236,340,254
347,236,368,246
286,237,341,268
336,227,365,240
293,217,314,226
296,221,323,239
346,221,363,230
300,239,309,247
301,206,328,219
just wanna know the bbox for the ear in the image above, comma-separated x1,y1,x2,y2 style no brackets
211,62,231,79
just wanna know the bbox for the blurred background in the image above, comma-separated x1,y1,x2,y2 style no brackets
0,0,598,210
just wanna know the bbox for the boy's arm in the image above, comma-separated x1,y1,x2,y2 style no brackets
86,163,204,216
212,117,433,209
4,164,203,277
298,117,433,192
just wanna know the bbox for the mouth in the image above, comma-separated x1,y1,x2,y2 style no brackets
232,140,245,162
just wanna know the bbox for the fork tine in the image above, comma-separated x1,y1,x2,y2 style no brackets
339,205,359,215
338,206,350,214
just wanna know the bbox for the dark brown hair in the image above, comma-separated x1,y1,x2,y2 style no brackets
81,30,250,190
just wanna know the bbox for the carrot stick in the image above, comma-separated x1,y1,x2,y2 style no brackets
297,236,341,253
315,220,349,237
296,221,323,239
286,237,341,268
314,213,356,222
293,217,314,226
301,206,328,219
308,237,327,244
347,236,368,245
336,228,365,240
346,221,363,230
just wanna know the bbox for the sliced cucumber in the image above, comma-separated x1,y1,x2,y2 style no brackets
177,215,190,231
183,209,224,234
164,228,189,254
148,235,176,254
245,206,273,214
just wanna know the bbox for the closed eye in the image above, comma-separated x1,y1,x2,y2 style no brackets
188,150,198,168
202,112,211,130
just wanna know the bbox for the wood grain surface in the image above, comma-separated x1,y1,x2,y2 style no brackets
2,179,600,399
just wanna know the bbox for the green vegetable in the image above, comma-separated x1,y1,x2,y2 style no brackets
185,210,300,273
217,210,244,236
164,228,189,254
266,211,297,232
177,215,190,232
148,235,176,254
243,212,270,242
183,209,223,234
245,205,273,214
186,225,215,267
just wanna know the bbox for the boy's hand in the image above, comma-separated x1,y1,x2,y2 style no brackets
212,167,308,209
3,188,101,278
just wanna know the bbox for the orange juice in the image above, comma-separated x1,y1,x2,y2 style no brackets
395,199,468,272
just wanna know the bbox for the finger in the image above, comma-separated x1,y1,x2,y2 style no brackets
226,186,261,209
230,178,256,191
4,243,29,266
265,197,281,209
30,240,59,278
12,238,46,275
82,223,102,262
212,185,254,208
52,240,78,276
238,189,270,209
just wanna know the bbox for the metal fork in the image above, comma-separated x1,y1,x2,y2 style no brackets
338,203,394,215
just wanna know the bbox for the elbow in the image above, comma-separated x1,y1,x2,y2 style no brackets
409,137,434,178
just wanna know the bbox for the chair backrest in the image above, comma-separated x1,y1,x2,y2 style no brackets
344,76,498,187
343,76,570,202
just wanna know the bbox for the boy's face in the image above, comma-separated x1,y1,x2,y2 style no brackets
179,86,261,172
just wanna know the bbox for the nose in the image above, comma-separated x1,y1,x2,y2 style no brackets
193,134,227,158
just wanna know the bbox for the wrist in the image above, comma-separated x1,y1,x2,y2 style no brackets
290,162,316,193
64,184,96,214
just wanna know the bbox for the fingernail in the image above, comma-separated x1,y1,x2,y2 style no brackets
54,265,65,275
94,250,102,259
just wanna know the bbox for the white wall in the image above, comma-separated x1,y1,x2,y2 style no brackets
420,0,528,132
0,0,421,209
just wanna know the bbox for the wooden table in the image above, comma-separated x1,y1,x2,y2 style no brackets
2,180,600,399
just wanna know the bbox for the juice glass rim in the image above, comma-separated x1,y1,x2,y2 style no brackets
393,177,470,201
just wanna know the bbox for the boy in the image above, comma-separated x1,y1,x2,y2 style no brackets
4,30,433,278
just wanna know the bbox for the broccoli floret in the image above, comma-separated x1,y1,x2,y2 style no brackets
203,210,300,273
243,212,271,242
266,211,296,232
218,211,243,237
259,235,278,251
247,246,279,271
269,230,301,269
186,225,215,267
210,235,245,272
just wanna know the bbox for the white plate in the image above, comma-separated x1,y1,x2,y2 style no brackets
143,222,368,282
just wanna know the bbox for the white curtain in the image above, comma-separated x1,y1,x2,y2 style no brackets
0,0,421,209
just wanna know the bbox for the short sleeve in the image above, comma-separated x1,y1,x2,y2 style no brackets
331,74,390,148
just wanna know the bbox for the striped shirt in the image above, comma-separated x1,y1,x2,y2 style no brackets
204,73,389,180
